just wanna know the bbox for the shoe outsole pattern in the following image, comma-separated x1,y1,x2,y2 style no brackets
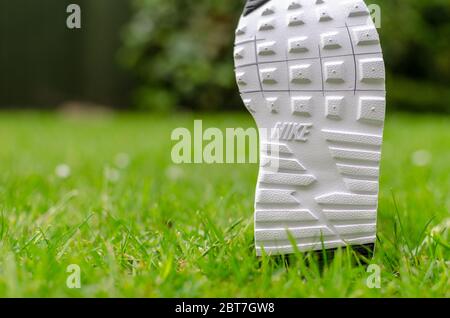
234,0,386,256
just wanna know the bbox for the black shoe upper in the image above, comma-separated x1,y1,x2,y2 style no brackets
244,0,271,16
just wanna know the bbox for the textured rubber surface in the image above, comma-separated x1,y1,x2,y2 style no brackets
234,0,386,256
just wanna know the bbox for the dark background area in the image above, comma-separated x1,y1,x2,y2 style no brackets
0,0,449,113
0,0,132,109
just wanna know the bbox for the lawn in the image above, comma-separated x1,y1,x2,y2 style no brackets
0,111,448,297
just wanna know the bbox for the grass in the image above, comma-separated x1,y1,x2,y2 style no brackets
0,111,448,298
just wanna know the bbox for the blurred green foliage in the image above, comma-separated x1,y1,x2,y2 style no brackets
120,0,450,113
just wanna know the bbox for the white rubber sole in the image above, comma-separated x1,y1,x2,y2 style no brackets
234,0,386,256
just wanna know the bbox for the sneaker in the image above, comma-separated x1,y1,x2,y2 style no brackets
234,0,385,255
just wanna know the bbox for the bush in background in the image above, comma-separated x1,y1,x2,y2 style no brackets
120,0,242,111
120,0,450,113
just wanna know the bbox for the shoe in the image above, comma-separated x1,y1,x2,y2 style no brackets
234,0,385,255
